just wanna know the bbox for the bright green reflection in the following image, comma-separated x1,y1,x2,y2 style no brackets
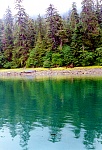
0,78,102,150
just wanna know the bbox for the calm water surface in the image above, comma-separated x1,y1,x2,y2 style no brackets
0,77,102,150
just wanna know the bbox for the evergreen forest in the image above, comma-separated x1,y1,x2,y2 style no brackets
0,0,102,68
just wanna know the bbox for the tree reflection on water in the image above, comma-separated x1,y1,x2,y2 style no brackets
0,78,102,149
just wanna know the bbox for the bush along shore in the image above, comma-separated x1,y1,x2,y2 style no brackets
0,67,102,78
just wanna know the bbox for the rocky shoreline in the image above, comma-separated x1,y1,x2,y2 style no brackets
0,68,102,78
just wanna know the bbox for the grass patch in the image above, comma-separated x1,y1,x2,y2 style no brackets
73,66,102,70
0,66,102,73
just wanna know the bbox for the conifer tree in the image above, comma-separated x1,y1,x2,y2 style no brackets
36,15,45,41
46,4,64,50
70,2,79,31
0,20,5,68
3,6,14,51
81,0,99,51
95,0,102,28
13,0,29,67
14,0,28,48
27,18,36,48
0,19,4,52
1,6,14,68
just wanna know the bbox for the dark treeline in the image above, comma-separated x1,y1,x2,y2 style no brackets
0,0,102,68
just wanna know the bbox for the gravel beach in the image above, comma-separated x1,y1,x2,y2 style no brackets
0,67,102,78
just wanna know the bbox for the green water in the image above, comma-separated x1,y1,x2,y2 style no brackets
0,78,102,150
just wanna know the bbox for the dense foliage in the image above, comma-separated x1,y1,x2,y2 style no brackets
0,0,102,68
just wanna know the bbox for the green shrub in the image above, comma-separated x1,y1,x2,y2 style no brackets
95,47,102,65
3,62,12,69
62,45,74,66
52,53,63,67
43,60,51,68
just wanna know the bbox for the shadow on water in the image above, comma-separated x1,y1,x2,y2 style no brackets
0,77,102,149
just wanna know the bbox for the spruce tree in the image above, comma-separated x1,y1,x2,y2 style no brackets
36,15,45,41
0,19,5,68
0,19,4,52
13,0,29,67
3,6,14,51
46,4,64,50
70,2,79,31
14,0,28,48
27,18,36,48
81,0,99,51
1,6,14,68
95,0,102,28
